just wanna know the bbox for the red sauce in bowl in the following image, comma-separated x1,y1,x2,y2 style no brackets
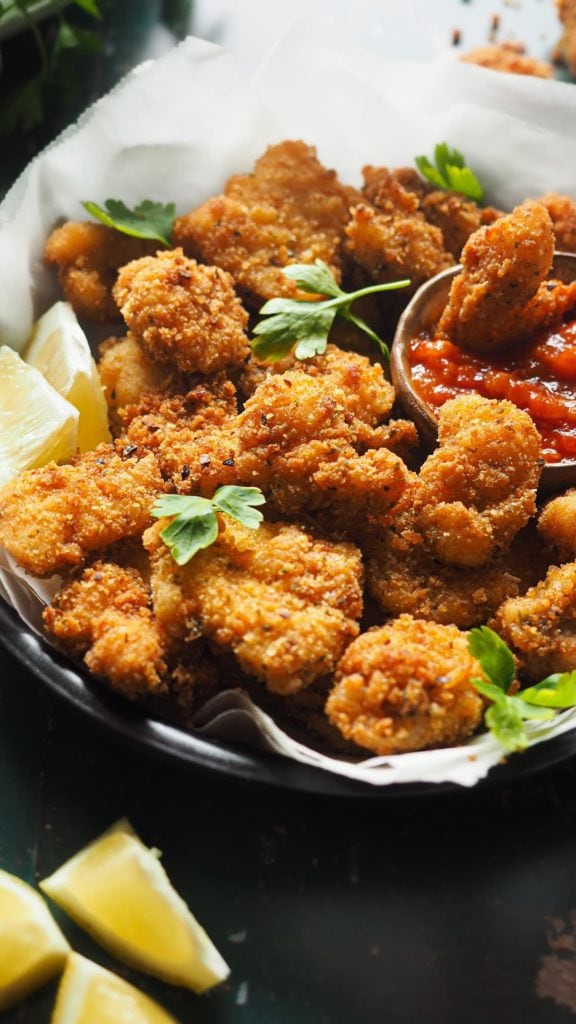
408,319,576,463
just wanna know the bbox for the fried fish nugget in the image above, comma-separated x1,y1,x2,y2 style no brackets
145,516,363,695
346,167,454,289
122,375,239,495
236,369,413,521
325,615,485,755
436,201,573,354
538,488,576,561
492,562,576,680
0,446,163,577
44,222,157,321
97,334,185,435
537,192,576,253
418,395,542,567
364,521,525,628
44,561,167,698
461,42,553,78
113,248,249,374
173,140,355,308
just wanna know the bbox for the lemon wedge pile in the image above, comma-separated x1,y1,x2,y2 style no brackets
0,868,70,1011
40,819,230,994
52,954,179,1024
0,345,79,488
0,301,111,487
25,301,110,452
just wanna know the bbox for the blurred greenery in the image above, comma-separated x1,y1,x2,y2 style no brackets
0,0,194,189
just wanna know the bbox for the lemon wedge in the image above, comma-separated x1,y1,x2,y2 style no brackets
0,868,70,1011
0,345,79,488
25,301,111,452
40,820,230,994
51,954,180,1024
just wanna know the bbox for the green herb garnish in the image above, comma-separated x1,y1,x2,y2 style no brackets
251,259,410,363
415,142,484,203
82,199,176,247
0,0,102,139
151,486,266,565
468,626,576,752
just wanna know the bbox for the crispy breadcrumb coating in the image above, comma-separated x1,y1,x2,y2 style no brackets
44,561,167,698
236,368,414,522
363,515,527,629
144,516,363,695
0,446,163,577
44,222,157,321
537,192,576,252
418,395,542,567
173,140,356,308
437,201,576,353
492,562,576,680
113,248,250,374
538,489,576,560
97,334,185,434
346,167,454,289
461,43,553,78
122,377,239,495
325,615,485,755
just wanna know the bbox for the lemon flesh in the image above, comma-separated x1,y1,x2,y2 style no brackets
52,953,180,1024
0,345,79,488
0,869,70,1011
40,820,230,994
25,301,110,452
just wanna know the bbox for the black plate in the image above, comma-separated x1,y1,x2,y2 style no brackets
2,596,576,798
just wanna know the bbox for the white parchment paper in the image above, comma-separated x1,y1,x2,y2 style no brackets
2,21,576,787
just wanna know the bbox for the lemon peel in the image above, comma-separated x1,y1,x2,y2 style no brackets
25,301,111,452
0,345,79,487
40,819,230,994
0,868,70,1011
51,953,180,1024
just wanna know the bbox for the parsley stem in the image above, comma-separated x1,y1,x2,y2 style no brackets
334,279,411,304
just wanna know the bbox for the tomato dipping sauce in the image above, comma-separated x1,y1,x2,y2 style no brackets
409,319,576,463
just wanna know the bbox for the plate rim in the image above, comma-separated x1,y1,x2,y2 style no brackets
2,595,576,798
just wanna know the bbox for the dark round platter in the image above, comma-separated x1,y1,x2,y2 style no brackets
2,597,576,799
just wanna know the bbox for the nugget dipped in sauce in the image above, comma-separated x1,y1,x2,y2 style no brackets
325,615,486,755
437,201,576,354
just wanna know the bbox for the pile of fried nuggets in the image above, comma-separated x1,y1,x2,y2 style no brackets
2,140,576,759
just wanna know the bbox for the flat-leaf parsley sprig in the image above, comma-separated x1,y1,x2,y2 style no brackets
82,199,176,248
467,626,576,753
415,142,484,204
251,259,410,363
151,486,266,566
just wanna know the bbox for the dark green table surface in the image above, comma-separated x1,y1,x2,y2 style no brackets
3,3,576,1023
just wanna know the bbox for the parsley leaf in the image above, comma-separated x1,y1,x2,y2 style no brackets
467,625,515,693
252,259,410,363
82,199,176,247
485,700,528,753
151,486,266,566
468,627,576,753
520,671,576,709
415,142,484,203
211,485,266,528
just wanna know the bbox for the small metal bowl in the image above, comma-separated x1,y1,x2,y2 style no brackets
390,252,576,494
